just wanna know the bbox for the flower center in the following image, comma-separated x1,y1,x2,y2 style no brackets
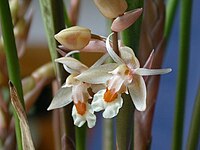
104,88,118,102
75,101,87,115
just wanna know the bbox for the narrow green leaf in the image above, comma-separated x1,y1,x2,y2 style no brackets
0,0,25,149
172,0,193,149
164,0,179,40
187,83,200,150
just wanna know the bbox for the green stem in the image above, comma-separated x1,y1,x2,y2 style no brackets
103,118,114,150
116,1,143,150
172,0,193,149
122,0,143,54
187,83,200,150
75,125,87,150
164,0,179,41
0,0,25,149
116,94,134,150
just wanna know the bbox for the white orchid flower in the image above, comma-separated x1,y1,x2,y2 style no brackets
47,51,113,128
76,33,172,118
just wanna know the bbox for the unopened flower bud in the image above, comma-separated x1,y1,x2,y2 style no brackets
111,8,143,32
93,0,127,19
14,18,26,39
55,26,91,50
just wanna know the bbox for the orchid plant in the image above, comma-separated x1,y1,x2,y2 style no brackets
0,0,196,150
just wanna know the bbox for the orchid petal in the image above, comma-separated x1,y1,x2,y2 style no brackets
55,57,88,73
119,46,140,68
81,40,107,53
58,40,107,53
72,105,86,127
85,104,96,128
76,63,118,84
128,75,146,111
92,89,105,112
102,95,123,118
72,103,96,128
135,68,172,76
65,50,80,57
106,33,124,64
47,87,72,110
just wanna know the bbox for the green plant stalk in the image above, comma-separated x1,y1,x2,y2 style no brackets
164,0,179,41
116,95,134,150
172,0,193,149
0,0,25,149
39,0,75,148
75,125,87,150
122,0,143,55
116,1,143,150
187,83,200,150
103,119,114,150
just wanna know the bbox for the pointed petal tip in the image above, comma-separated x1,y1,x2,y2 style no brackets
111,8,143,32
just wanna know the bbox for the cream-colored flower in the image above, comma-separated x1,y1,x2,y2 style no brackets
48,52,112,128
76,33,172,118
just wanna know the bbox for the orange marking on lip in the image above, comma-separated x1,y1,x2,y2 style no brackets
75,101,86,115
104,88,118,102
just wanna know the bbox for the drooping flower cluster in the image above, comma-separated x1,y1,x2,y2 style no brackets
48,30,171,128
48,1,172,128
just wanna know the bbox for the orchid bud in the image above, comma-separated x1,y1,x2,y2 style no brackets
93,0,127,19
111,8,143,32
55,26,91,50
14,18,26,39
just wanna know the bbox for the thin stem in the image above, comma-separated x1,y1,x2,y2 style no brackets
75,125,87,150
0,0,25,149
112,32,119,55
187,83,200,150
164,0,179,41
116,94,134,150
103,119,114,150
172,0,193,149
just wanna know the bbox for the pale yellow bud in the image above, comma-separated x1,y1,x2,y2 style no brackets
14,18,26,39
55,26,91,50
93,0,127,19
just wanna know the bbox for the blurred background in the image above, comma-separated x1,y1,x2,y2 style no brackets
17,0,200,149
